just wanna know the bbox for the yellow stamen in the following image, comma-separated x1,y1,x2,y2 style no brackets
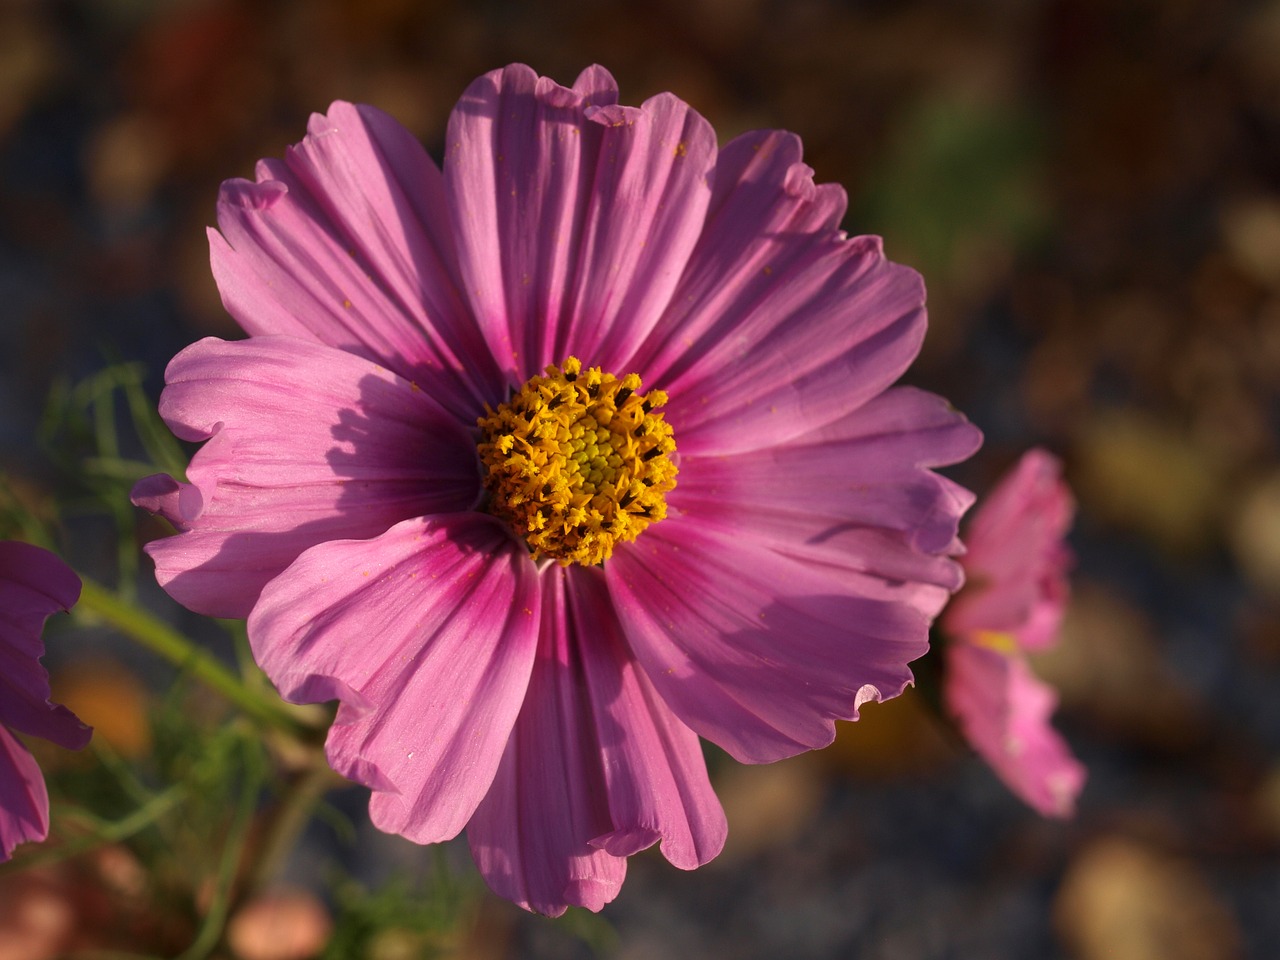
973,630,1020,655
477,357,677,566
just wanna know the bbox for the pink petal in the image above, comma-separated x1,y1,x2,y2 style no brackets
209,101,499,419
628,129,923,456
607,521,930,764
129,474,203,529
133,336,478,619
944,449,1074,649
0,543,90,750
670,387,982,617
562,566,726,869
466,572,632,916
632,128,846,380
444,63,716,382
0,726,48,861
247,514,540,843
944,643,1086,817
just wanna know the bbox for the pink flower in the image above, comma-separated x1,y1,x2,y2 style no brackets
132,64,981,914
0,541,91,861
941,449,1086,817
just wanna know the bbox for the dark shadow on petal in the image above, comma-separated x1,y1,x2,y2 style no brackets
148,372,487,619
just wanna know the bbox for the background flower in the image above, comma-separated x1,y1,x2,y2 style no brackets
0,540,91,861
941,449,1086,817
132,63,980,914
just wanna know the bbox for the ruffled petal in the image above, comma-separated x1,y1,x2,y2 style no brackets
0,543,90,750
209,101,500,418
607,521,930,764
632,128,846,379
563,566,726,869
671,387,982,619
944,643,1086,817
944,449,1074,650
444,63,716,382
466,568,631,916
133,336,479,619
0,726,48,862
627,130,922,456
247,513,540,843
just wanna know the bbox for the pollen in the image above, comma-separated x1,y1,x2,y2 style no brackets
477,357,677,566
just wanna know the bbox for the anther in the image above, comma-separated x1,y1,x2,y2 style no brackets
476,358,677,566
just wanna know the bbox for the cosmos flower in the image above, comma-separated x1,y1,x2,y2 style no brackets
132,63,981,914
1,540,91,861
941,449,1086,817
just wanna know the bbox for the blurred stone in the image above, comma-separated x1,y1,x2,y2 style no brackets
1022,336,1092,433
0,8,60,141
90,845,148,903
1250,763,1280,844
1254,295,1280,391
1235,0,1280,117
444,894,508,960
713,752,825,864
1037,583,1203,750
367,929,428,960
1054,834,1242,960
1238,600,1280,668
1229,471,1280,598
1220,196,1280,288
84,113,171,214
123,2,270,173
1092,292,1173,391
227,889,332,960
0,870,74,960
51,657,151,760
1072,408,1224,555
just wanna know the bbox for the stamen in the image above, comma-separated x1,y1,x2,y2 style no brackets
476,358,678,566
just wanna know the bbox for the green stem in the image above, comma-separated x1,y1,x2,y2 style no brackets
176,737,265,960
247,759,341,893
0,785,186,876
75,578,316,740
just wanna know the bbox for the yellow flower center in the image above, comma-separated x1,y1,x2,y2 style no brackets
973,630,1020,655
476,357,678,566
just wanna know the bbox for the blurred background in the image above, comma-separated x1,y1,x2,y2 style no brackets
2,0,1279,957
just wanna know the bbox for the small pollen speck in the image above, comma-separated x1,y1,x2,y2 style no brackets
342,298,352,308
674,142,687,158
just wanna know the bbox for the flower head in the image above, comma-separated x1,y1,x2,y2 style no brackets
133,64,981,914
0,541,91,861
941,449,1086,817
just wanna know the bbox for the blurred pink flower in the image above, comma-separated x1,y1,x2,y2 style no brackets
133,63,981,914
0,541,91,861
942,449,1086,817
